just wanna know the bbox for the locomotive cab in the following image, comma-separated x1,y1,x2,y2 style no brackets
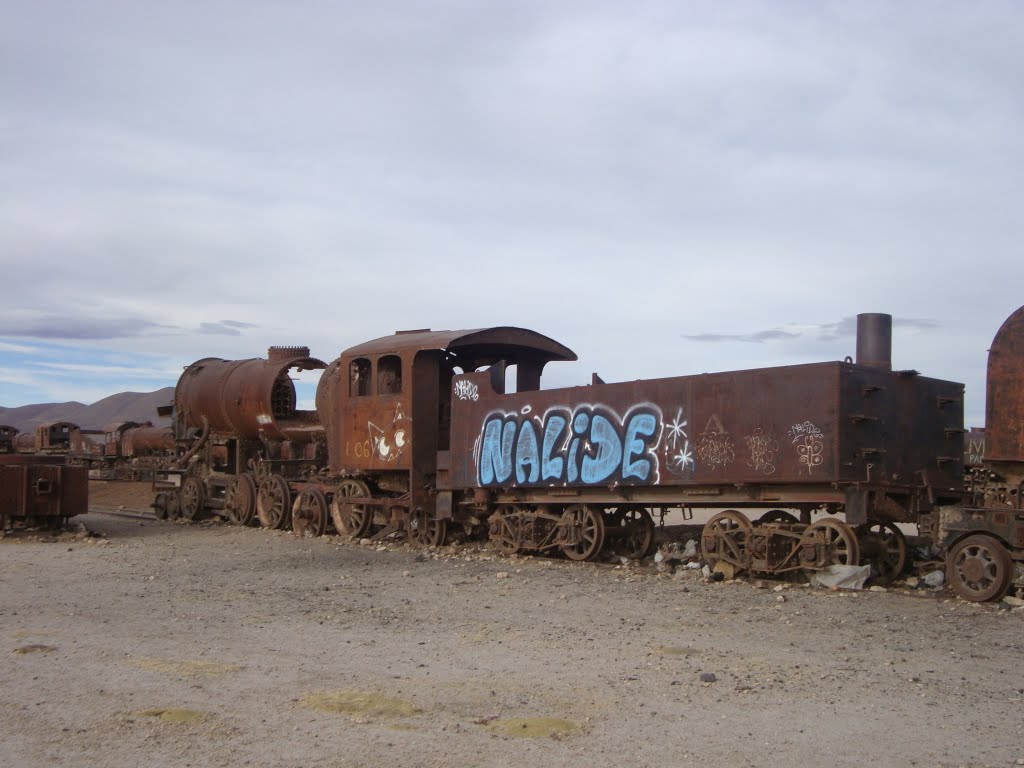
103,422,140,458
319,327,575,542
0,425,17,454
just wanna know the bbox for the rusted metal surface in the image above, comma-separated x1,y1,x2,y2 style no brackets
175,346,326,442
0,454,88,529
315,327,577,543
121,425,175,457
984,304,1024,465
447,361,964,521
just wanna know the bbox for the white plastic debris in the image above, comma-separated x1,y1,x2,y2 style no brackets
807,564,871,590
923,570,945,588
682,539,698,558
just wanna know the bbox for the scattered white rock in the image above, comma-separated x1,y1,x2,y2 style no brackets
495,572,509,580
923,570,945,588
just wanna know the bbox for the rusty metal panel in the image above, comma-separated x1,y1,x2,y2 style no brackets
449,363,850,490
0,456,87,522
985,304,1024,463
447,360,965,514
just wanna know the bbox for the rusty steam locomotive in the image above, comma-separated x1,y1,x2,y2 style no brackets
151,307,1024,602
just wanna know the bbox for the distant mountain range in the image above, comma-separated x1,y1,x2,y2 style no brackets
0,387,175,434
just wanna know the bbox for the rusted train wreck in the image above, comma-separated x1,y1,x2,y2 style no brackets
153,308,1024,602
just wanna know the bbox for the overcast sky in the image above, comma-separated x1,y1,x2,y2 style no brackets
1,1,1021,427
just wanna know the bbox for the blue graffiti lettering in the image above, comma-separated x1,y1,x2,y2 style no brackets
515,420,540,484
476,405,661,487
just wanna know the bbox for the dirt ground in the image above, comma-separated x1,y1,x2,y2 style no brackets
2,482,1023,768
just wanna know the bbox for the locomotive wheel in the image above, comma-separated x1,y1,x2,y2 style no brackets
946,534,1014,602
757,509,799,525
165,491,181,520
560,504,605,561
489,505,522,555
856,521,907,585
409,507,447,547
257,474,292,530
152,492,170,520
224,473,257,526
700,510,752,569
330,478,372,539
609,507,655,560
292,488,329,538
800,518,860,573
180,477,206,521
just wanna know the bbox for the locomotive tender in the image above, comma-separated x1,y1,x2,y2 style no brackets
156,308,1024,602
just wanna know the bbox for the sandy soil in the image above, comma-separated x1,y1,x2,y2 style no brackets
1,482,1023,768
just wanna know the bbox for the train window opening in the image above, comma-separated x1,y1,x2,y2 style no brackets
270,372,297,418
378,355,402,395
350,358,371,397
504,363,519,395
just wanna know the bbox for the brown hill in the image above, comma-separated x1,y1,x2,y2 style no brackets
0,387,174,434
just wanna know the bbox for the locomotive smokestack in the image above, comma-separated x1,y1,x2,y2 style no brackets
855,313,892,370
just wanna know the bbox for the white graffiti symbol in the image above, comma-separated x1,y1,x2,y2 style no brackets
744,428,778,475
454,380,479,401
663,408,695,473
788,421,824,475
368,404,410,462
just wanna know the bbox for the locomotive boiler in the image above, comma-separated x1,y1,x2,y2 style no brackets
153,346,326,523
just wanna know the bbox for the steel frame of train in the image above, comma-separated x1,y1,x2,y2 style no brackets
152,308,1024,603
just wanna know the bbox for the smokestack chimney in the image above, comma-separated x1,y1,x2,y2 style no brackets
855,313,892,370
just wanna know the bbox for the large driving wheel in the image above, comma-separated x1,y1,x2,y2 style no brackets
256,474,292,529
409,507,447,547
560,504,605,561
946,534,1014,602
700,510,752,569
180,477,206,521
856,521,907,585
330,478,372,539
292,488,329,538
609,507,655,559
224,473,257,526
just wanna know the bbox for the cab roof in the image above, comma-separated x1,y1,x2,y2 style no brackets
341,327,576,367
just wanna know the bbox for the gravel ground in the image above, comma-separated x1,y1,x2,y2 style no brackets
1,482,1023,768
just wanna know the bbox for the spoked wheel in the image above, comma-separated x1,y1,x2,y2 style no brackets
701,510,752,570
856,521,907,585
757,509,799,524
180,477,206,521
256,474,292,530
560,504,605,561
291,488,329,538
224,473,257,526
946,534,1014,602
608,507,655,559
800,518,860,574
489,504,522,555
408,507,447,547
330,478,372,539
